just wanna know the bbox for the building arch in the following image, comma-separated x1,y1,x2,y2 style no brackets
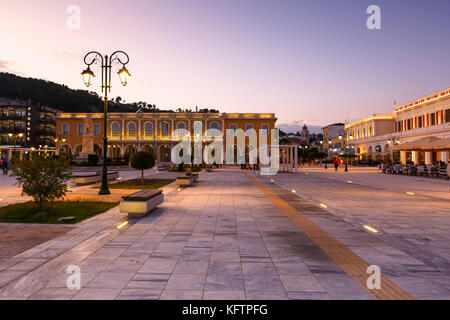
141,144,155,155
60,144,72,156
74,144,82,157
124,144,138,158
158,144,171,162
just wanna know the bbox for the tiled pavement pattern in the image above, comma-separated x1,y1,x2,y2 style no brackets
258,170,450,300
0,225,73,258
0,169,448,299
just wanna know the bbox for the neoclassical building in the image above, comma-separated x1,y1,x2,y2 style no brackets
345,87,450,164
56,112,276,163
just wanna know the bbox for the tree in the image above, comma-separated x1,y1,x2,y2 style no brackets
130,151,155,184
11,155,72,211
88,154,99,165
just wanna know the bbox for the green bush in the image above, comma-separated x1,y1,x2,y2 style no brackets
11,155,73,211
88,154,99,165
130,151,155,184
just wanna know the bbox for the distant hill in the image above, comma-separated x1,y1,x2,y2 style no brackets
0,72,219,114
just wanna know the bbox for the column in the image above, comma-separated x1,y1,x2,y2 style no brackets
294,146,298,173
400,151,407,165
425,152,433,165
439,151,448,164
121,119,125,141
411,151,419,165
289,147,294,172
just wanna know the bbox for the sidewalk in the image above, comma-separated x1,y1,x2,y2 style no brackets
0,169,447,300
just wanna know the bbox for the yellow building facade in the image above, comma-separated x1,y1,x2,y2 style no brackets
56,112,277,163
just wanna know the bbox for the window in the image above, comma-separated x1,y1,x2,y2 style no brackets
418,116,423,128
407,119,411,130
446,109,450,123
161,121,169,136
229,124,237,135
145,122,153,136
128,122,136,136
112,123,120,136
430,113,436,126
177,122,186,136
210,121,219,130
261,124,269,135
368,126,372,137
245,124,253,135
94,124,101,135
77,124,84,135
62,123,69,135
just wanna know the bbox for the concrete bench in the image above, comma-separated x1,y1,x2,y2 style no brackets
73,171,119,186
120,189,164,218
176,175,195,186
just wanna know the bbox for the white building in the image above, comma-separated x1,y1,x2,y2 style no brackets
345,87,450,164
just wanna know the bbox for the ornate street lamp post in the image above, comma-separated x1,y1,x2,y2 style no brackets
81,51,131,195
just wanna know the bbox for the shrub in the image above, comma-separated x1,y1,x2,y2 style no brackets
130,151,155,184
11,155,73,211
88,154,99,165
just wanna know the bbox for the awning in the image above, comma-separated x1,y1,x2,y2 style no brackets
392,136,450,152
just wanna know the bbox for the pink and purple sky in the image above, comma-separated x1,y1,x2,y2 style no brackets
1,0,449,132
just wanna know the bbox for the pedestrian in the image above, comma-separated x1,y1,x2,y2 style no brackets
333,158,339,172
1,151,9,175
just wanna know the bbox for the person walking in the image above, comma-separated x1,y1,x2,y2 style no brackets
333,158,339,172
1,151,9,175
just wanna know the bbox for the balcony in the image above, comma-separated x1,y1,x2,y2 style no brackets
40,117,56,125
40,128,56,136
0,114,26,121
0,127,26,134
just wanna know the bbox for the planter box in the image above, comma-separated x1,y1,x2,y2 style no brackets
176,175,195,186
73,171,119,186
120,189,164,218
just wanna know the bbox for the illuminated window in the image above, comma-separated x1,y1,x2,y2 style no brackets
128,122,136,136
112,123,120,136
161,121,169,136
210,121,219,130
145,122,153,136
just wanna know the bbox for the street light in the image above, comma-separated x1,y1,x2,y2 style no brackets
82,50,130,195
8,132,23,161
338,129,348,172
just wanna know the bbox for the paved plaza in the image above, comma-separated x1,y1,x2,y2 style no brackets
0,168,449,300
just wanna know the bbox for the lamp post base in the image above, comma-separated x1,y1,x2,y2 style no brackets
99,186,111,195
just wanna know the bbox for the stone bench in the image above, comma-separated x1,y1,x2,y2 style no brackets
72,171,119,186
176,175,195,186
120,189,164,218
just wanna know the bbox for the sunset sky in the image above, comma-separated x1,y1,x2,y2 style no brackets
1,0,449,132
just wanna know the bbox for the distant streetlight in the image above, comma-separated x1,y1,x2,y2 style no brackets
338,129,348,172
81,51,131,195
